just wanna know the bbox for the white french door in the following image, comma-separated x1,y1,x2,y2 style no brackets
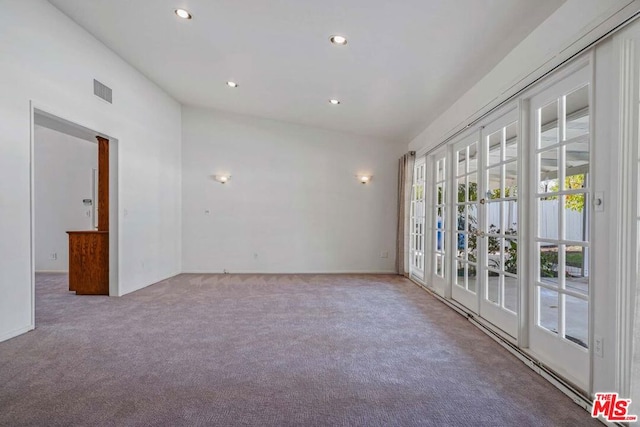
478,109,520,338
410,158,426,280
419,59,594,394
449,109,520,338
427,148,449,293
452,133,480,312
528,64,591,391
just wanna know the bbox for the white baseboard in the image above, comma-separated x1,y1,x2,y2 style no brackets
35,270,68,274
179,270,398,275
0,324,34,343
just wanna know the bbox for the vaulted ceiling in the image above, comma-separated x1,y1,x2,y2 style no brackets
48,0,565,142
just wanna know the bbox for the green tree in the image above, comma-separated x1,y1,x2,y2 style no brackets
547,174,585,212
457,182,478,209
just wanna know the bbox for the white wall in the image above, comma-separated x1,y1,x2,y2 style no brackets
0,0,182,342
34,126,97,272
408,0,637,153
182,107,404,273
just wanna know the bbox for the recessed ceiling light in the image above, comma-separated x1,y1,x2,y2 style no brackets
329,35,347,45
175,9,192,19
329,99,341,105
226,81,238,88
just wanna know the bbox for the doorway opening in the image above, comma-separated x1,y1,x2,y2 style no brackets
30,107,119,325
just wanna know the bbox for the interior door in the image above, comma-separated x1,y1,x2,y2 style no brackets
478,108,520,339
528,65,591,391
452,133,480,313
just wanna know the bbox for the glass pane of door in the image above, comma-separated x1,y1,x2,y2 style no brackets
434,158,446,279
455,141,479,295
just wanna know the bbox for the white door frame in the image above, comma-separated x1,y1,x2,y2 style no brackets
29,101,120,325
612,23,640,404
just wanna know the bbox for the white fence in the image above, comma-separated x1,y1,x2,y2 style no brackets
485,200,586,241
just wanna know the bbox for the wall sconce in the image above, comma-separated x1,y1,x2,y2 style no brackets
214,175,231,184
357,174,372,184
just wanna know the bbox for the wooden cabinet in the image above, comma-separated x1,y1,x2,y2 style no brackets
67,231,109,295
66,136,109,296
67,136,109,295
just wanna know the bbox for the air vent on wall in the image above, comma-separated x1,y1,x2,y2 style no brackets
93,79,112,104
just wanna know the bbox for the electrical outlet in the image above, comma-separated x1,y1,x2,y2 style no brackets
49,252,57,261
380,251,389,258
594,336,604,357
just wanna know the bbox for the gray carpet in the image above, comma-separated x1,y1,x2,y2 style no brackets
0,273,599,426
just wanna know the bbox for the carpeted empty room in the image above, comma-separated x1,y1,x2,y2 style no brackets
0,273,599,426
